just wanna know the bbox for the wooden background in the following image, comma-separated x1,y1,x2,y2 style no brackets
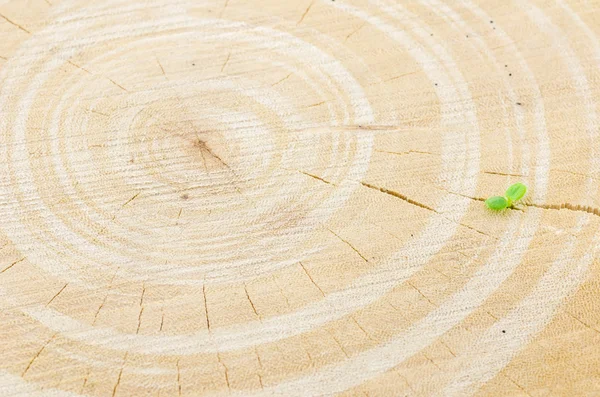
1,0,600,395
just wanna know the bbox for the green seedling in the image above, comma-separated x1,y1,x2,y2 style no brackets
485,196,509,210
485,182,528,211
505,182,527,206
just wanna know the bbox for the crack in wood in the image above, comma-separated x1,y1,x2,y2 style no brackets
46,283,68,306
271,72,293,86
1,257,25,274
111,353,128,397
298,170,336,186
217,353,231,391
0,13,30,34
297,1,314,25
244,284,260,319
361,181,435,212
176,359,182,397
122,192,141,207
374,149,437,156
221,51,231,73
299,262,325,297
22,334,56,377
345,22,366,41
326,227,369,263
523,202,600,217
203,284,211,331
483,170,525,177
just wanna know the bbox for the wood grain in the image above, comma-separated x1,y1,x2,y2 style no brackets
1,0,600,395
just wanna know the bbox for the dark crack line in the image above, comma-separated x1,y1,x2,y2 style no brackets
1,257,25,274
374,149,437,156
361,181,435,212
306,100,329,108
221,51,231,73
298,170,337,186
382,70,421,83
67,60,92,75
271,72,293,86
203,284,211,331
326,227,369,263
483,170,525,177
176,359,182,396
46,284,68,306
299,262,325,297
156,58,166,75
107,77,128,92
0,13,30,34
111,353,128,397
244,284,260,319
362,182,497,238
523,202,600,217
297,1,314,25
22,334,56,377
345,22,366,41
122,192,141,207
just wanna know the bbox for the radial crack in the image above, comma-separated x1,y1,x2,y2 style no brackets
299,262,325,297
203,284,211,331
0,13,30,34
483,170,525,177
298,170,336,186
345,22,366,41
111,353,128,397
22,334,56,377
221,51,231,73
271,72,293,86
244,284,260,318
306,100,328,108
326,329,350,358
107,77,128,92
407,280,436,306
1,257,25,273
122,192,141,207
156,58,166,75
297,1,314,25
46,284,68,306
217,353,231,391
375,149,437,156
176,359,182,397
361,181,435,212
523,202,600,217
326,227,369,262
67,60,92,74
382,70,421,83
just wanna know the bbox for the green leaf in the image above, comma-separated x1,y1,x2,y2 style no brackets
505,183,527,203
485,196,508,210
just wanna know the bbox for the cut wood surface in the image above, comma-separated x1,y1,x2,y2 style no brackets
1,0,600,396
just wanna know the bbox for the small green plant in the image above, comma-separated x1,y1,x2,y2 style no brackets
504,182,527,205
485,195,509,210
485,182,527,211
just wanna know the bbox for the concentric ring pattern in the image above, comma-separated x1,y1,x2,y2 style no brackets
1,0,599,395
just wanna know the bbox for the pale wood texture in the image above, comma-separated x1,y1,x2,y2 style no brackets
1,0,600,396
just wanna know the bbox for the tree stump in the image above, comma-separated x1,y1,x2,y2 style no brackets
1,0,599,395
